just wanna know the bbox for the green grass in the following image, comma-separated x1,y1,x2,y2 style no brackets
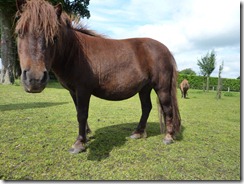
0,82,240,180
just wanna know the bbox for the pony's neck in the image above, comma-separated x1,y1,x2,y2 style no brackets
51,28,86,83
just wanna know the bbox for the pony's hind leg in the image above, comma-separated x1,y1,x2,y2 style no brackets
157,89,175,144
131,85,152,139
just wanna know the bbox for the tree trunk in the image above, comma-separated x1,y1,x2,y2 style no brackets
216,63,223,100
216,76,222,99
206,76,210,92
0,9,15,84
202,76,206,92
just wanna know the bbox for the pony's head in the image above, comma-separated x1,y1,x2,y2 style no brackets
15,0,63,93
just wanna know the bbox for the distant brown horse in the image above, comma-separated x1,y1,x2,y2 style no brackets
180,79,190,98
15,0,181,154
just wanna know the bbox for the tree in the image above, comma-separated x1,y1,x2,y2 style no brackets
46,0,90,18
0,0,90,84
0,5,16,84
179,68,196,76
197,50,216,92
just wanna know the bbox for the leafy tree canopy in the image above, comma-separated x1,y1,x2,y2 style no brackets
179,68,196,76
197,50,216,77
0,0,90,18
49,0,90,18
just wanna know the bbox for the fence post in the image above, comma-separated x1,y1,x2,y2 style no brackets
228,87,230,92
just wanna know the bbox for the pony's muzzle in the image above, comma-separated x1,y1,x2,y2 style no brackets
22,69,49,93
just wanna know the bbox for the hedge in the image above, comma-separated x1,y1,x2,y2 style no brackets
178,74,240,92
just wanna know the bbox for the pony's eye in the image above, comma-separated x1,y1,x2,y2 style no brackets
15,15,21,22
53,36,58,43
17,30,24,38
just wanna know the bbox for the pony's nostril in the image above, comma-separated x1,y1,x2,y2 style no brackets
41,71,49,83
22,70,28,81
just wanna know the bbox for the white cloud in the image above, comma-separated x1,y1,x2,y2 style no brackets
118,23,192,55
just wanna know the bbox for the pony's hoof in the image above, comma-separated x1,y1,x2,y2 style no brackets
68,147,85,154
68,141,86,154
130,131,147,139
163,134,174,145
163,138,174,145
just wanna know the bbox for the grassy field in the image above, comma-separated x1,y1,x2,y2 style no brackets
0,81,240,180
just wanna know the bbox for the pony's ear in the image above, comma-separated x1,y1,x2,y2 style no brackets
16,0,27,13
55,3,62,18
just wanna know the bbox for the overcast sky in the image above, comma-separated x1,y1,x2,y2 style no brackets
83,0,240,79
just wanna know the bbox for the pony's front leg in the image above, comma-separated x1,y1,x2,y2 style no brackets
70,91,92,134
69,90,91,154
130,86,152,139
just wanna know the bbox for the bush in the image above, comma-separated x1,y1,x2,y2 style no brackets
178,74,240,92
223,92,235,97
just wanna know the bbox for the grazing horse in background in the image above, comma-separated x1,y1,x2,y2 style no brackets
180,79,190,98
15,0,181,154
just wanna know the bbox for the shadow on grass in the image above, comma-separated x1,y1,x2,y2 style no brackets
0,102,68,111
87,122,185,161
180,97,190,99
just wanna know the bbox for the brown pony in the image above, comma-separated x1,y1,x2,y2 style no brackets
180,79,190,98
15,0,181,154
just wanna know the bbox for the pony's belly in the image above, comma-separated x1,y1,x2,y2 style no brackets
92,83,144,101
92,76,150,101
92,89,138,101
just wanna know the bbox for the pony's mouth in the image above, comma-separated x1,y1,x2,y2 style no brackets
23,83,46,93
22,78,48,93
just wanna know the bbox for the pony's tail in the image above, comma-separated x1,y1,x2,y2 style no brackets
171,55,181,134
157,97,164,134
